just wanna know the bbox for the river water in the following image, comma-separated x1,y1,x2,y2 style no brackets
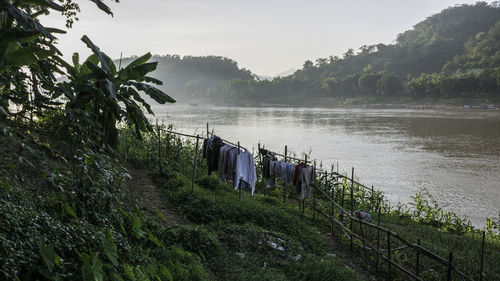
152,104,500,227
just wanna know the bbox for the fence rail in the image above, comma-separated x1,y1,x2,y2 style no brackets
148,122,488,281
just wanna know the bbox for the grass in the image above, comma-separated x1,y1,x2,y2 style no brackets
150,171,357,280
121,126,500,281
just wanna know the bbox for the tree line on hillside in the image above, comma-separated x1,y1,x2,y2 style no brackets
137,2,500,104
118,54,254,102
219,2,500,104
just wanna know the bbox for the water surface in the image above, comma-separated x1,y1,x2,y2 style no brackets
152,104,500,227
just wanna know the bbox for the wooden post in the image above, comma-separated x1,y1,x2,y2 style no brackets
238,141,242,200
283,145,287,203
156,120,162,175
351,167,355,213
387,231,391,280
258,143,264,195
447,252,453,281
191,135,200,193
376,208,381,270
371,185,375,212
341,182,345,222
480,231,485,281
313,161,317,221
330,171,334,235
206,122,209,139
350,167,354,254
302,154,308,216
416,239,421,277
360,218,367,263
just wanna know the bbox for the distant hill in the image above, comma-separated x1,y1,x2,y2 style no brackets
118,55,254,103
122,2,500,106
217,2,500,105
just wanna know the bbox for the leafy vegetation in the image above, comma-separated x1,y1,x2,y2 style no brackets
0,124,207,281
117,55,254,103
122,129,358,281
121,126,500,281
1,0,499,280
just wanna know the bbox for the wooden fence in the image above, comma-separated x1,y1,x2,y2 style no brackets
148,122,489,281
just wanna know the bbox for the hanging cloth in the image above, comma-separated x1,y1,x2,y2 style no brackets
298,166,315,200
234,150,257,195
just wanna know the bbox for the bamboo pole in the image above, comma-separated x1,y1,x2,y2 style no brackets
371,185,375,212
329,171,334,235
388,231,392,280
302,154,308,215
480,231,485,281
191,134,200,193
377,208,381,270
416,239,421,277
283,145,287,203
360,217,367,263
238,141,242,200
350,167,354,253
258,142,264,195
447,252,453,281
341,182,345,221
313,161,317,221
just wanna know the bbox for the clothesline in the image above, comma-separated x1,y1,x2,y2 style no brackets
207,131,249,152
162,126,372,192
163,129,199,139
266,150,316,164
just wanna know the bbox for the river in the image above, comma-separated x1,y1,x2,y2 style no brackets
152,104,500,227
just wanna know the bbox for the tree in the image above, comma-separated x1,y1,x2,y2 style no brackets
376,73,403,96
0,0,117,119
358,72,381,96
56,36,175,147
303,60,314,69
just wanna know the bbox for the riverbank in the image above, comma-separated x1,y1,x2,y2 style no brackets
153,105,500,228
1,119,499,280
122,127,500,281
206,96,500,110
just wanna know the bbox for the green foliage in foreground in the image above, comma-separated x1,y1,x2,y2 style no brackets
151,176,356,281
122,128,357,280
0,126,207,281
123,127,500,281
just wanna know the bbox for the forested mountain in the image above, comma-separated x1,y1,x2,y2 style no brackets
118,55,254,103
138,2,500,105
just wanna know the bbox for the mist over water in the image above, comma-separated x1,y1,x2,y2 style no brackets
153,104,500,227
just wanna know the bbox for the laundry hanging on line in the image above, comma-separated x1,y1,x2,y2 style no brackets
234,150,257,195
218,144,239,182
203,136,224,175
204,136,257,195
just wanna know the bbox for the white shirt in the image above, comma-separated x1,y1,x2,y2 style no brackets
234,150,257,195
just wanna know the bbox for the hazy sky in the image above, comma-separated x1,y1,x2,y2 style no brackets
42,0,479,76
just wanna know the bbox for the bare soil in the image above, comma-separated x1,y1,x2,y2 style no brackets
124,163,189,227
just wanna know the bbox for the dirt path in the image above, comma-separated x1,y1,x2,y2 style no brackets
124,164,188,227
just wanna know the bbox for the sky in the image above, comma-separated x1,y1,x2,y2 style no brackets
42,0,480,77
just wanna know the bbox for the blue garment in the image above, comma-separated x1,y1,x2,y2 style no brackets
285,163,295,183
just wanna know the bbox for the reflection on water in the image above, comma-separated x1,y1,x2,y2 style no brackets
152,104,500,227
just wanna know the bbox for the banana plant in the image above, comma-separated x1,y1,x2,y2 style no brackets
56,35,175,148
0,0,116,118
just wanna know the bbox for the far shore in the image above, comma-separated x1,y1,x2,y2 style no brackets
180,97,500,110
